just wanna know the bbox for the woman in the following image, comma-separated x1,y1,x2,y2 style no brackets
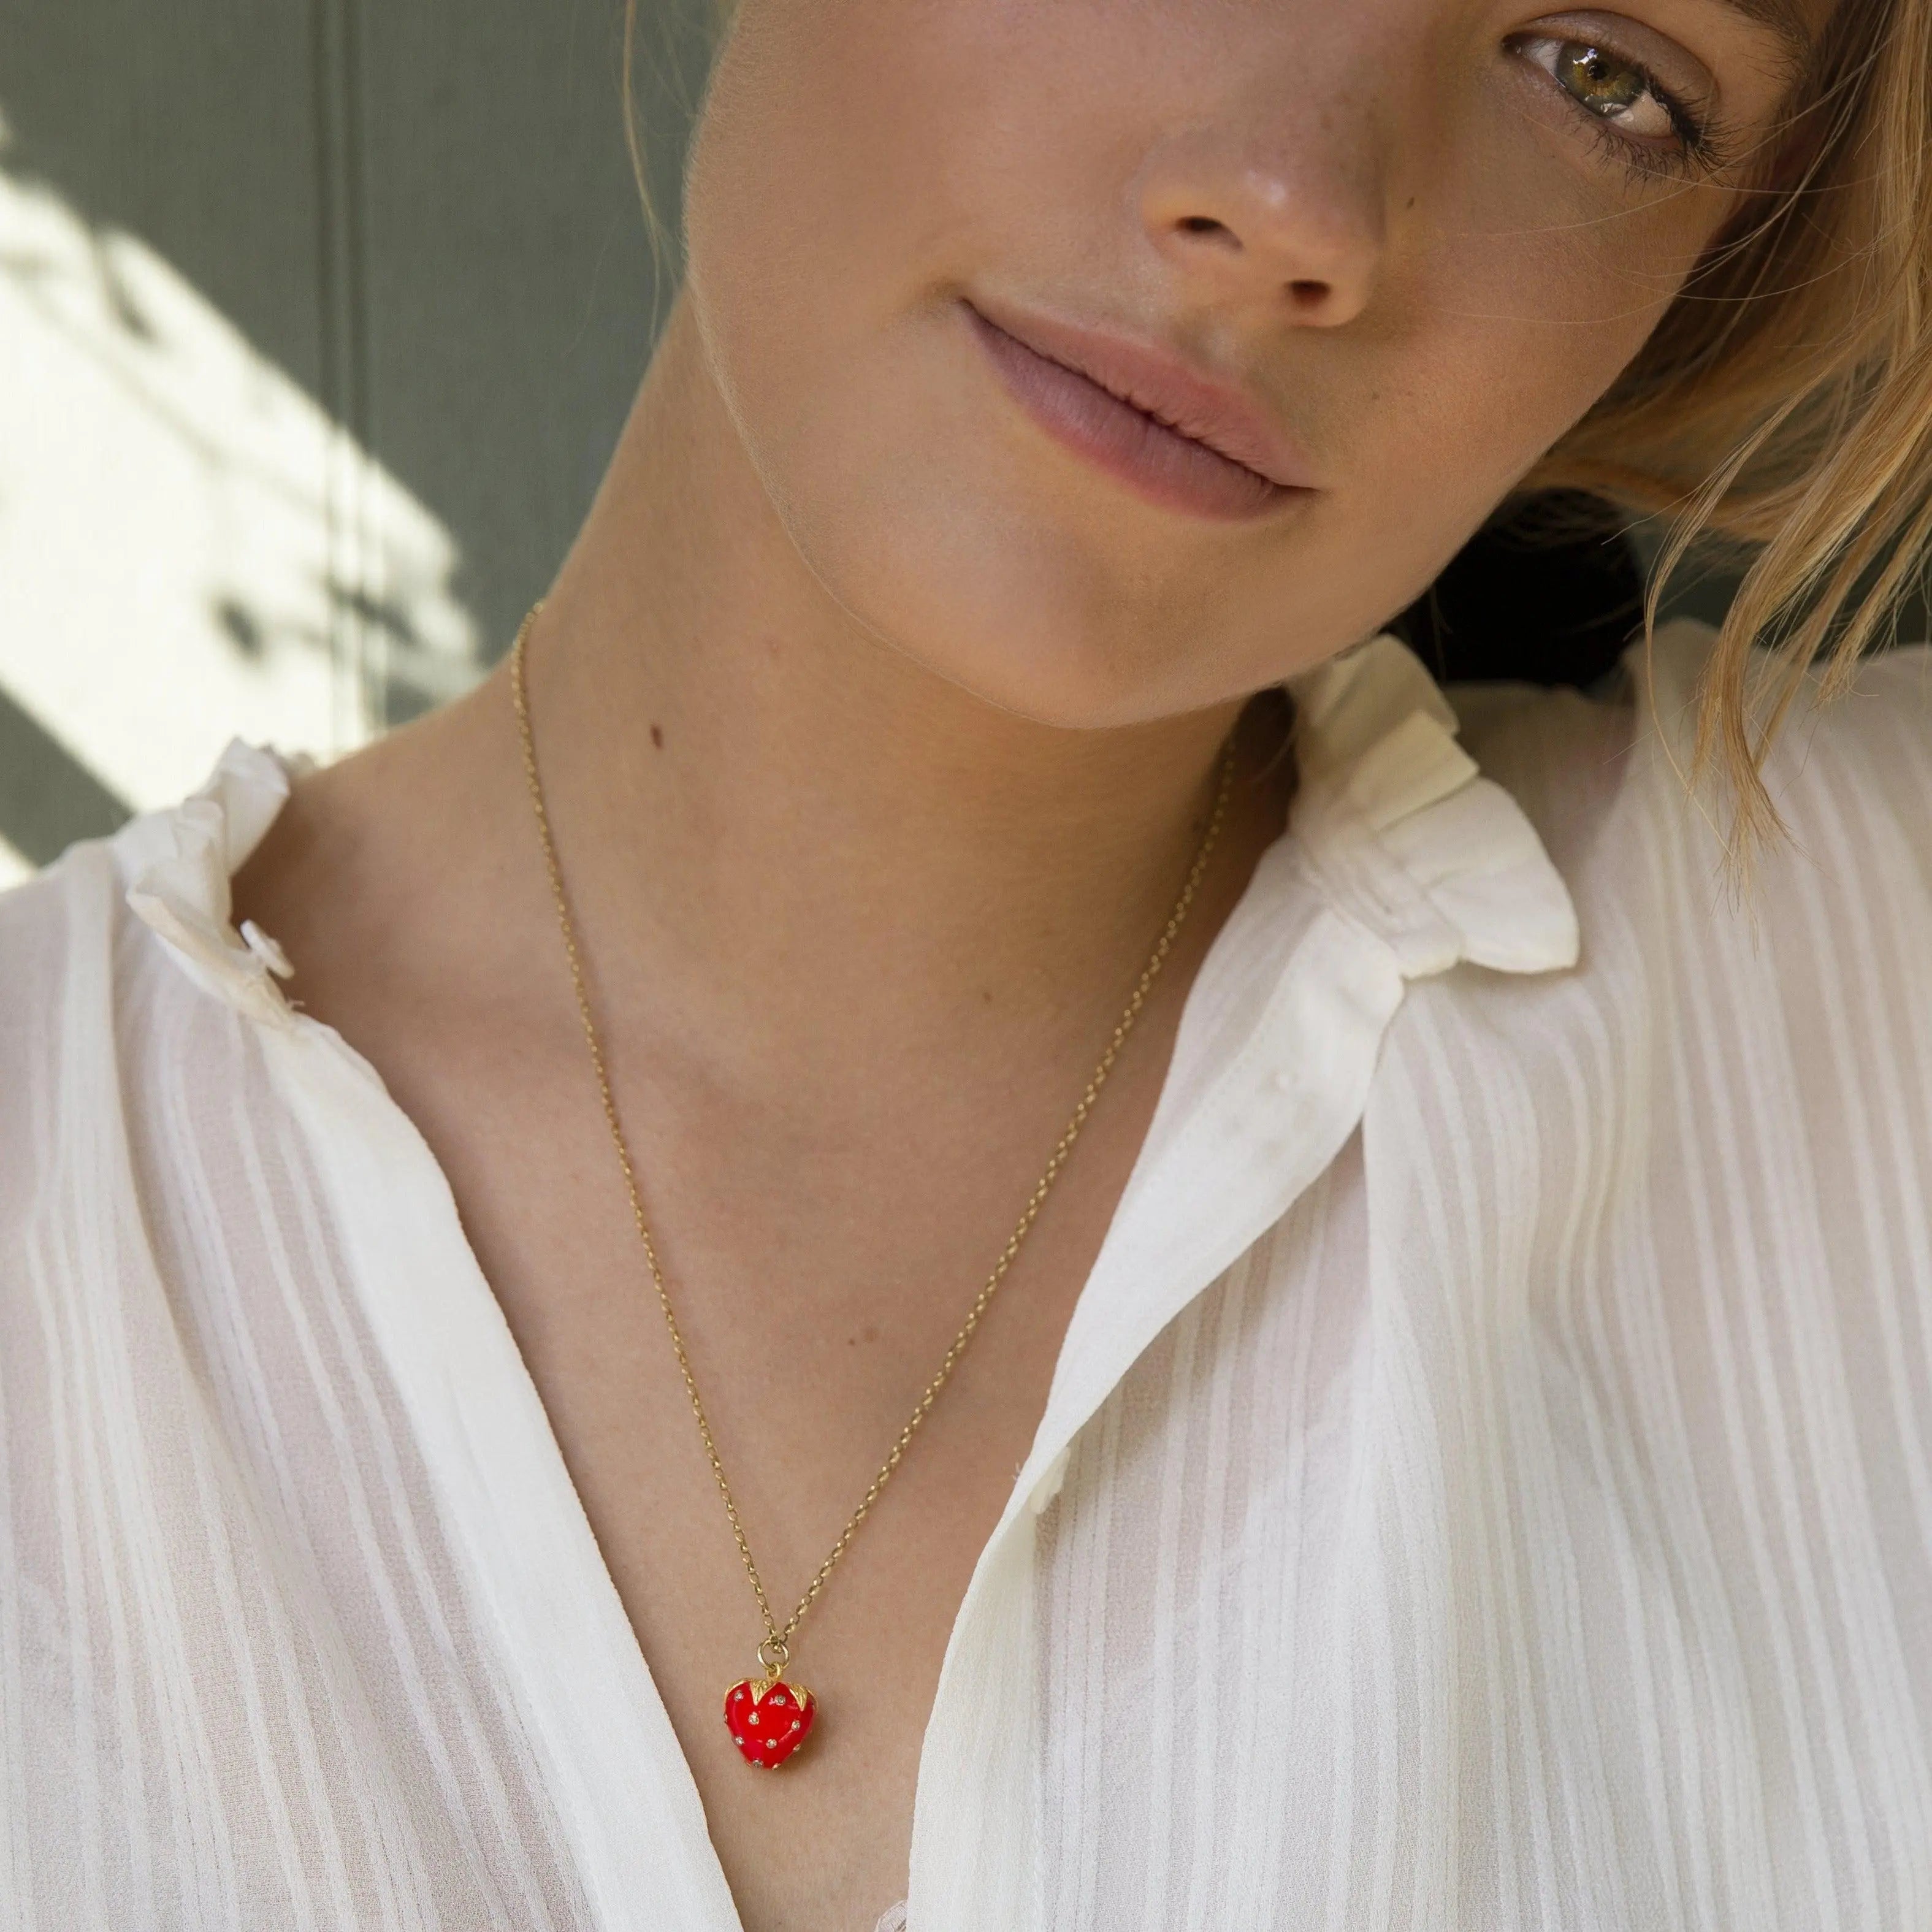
4,0,1930,1925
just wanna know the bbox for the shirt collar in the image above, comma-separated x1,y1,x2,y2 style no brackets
119,632,1577,1025
914,635,1581,1923
1003,628,1577,1513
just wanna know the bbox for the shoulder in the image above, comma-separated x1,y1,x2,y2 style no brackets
0,836,142,1348
1646,617,1932,835
0,830,126,1115
1,738,299,1028
1445,619,1932,903
0,743,300,1251
1638,621,1932,937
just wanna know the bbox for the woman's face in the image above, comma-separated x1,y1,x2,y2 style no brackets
681,0,1820,726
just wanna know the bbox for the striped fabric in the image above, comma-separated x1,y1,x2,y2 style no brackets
1,621,1928,1930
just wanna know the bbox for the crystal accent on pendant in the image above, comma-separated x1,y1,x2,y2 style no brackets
723,1676,817,1768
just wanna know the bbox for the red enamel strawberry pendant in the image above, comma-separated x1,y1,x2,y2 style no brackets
724,1674,817,1769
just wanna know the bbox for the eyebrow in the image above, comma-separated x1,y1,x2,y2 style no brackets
1705,0,1819,77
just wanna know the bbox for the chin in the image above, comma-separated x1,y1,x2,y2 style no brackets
788,517,1205,731
790,497,1393,731
759,449,1285,731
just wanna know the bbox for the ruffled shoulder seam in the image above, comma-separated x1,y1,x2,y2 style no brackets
1287,633,1580,979
118,740,300,1026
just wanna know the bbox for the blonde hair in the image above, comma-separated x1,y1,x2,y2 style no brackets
623,0,1932,858
1538,0,1932,860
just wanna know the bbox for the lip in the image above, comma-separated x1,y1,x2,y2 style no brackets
963,296,1314,522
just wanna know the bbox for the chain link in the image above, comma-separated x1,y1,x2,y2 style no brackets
509,600,1234,1660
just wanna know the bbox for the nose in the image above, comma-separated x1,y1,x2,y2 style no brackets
1136,116,1384,326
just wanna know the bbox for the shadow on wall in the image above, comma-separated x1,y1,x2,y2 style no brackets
0,0,710,880
0,124,476,877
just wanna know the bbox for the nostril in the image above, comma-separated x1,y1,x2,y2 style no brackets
1288,278,1330,310
1177,213,1237,244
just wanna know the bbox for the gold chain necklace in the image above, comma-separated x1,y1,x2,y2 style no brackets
509,599,1233,1768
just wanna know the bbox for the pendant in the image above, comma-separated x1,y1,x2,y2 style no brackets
724,1672,817,1768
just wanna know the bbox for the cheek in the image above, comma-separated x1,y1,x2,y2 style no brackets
685,1,936,429
1335,129,1725,587
687,0,1045,440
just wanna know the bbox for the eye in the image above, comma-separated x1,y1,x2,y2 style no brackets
1516,34,1700,153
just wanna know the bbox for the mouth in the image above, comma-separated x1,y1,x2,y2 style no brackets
963,296,1315,524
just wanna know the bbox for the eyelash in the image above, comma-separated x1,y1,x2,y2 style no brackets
1510,34,1734,186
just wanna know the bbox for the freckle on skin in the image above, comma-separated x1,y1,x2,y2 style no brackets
650,723,665,749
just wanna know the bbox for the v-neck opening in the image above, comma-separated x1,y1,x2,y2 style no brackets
253,835,1312,1931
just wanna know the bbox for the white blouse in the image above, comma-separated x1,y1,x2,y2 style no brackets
2,620,1930,1931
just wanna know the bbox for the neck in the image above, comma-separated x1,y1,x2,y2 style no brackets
519,294,1281,1075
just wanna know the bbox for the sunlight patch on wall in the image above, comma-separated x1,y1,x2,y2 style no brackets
0,126,481,868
